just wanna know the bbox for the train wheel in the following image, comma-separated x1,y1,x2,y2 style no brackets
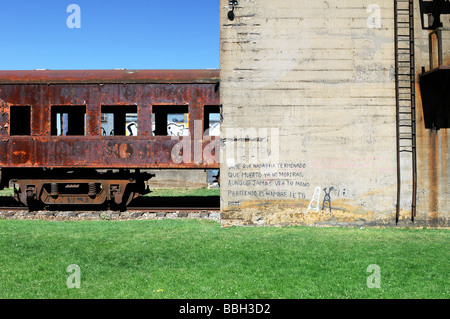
109,190,135,212
26,194,44,212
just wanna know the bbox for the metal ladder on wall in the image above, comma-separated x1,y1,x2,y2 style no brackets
394,0,417,223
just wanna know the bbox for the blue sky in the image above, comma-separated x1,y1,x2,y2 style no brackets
0,0,219,70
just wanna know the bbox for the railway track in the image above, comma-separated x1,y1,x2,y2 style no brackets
0,196,220,212
0,195,220,221
0,206,220,212
0,202,220,221
128,207,220,212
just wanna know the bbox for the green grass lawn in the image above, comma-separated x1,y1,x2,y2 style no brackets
0,219,448,299
0,188,14,197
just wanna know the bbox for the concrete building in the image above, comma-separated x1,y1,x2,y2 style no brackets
219,0,449,227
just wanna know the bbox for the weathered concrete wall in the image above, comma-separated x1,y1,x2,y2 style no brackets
145,169,208,189
219,0,449,227
414,1,450,226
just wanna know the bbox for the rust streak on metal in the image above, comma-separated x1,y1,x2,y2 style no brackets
428,128,439,217
441,129,449,214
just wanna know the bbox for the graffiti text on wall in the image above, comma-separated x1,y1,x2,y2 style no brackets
226,162,308,203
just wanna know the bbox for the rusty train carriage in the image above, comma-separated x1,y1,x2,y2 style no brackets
0,69,220,209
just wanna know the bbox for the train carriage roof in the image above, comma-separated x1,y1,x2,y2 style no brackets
0,69,220,84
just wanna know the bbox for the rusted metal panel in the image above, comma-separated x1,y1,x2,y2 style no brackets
0,99,9,137
10,138,33,165
11,137,218,168
0,70,220,170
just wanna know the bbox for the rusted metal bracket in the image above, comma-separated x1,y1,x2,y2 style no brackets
419,66,450,130
420,0,450,30
428,27,450,69
228,0,239,21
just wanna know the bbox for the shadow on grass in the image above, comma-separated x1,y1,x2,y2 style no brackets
0,196,24,207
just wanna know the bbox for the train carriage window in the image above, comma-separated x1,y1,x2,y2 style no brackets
51,106,86,136
152,105,189,136
10,105,31,136
204,105,221,136
101,105,138,136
